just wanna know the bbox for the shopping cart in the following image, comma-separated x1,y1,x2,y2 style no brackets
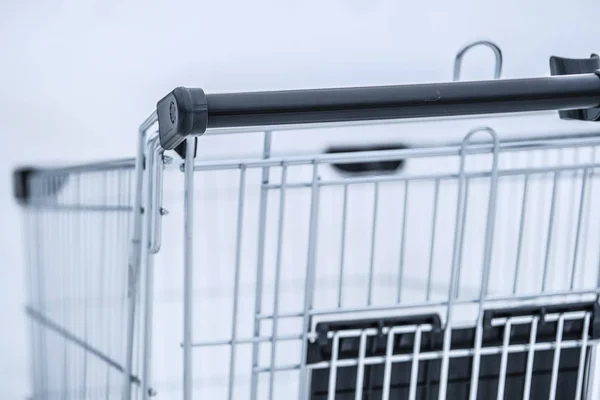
13,45,600,400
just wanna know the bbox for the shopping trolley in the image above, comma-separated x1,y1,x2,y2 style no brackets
13,45,600,400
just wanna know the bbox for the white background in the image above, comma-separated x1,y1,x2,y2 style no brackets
2,0,600,397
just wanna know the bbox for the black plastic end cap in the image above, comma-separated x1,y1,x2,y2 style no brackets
550,54,600,121
157,87,208,150
13,167,35,205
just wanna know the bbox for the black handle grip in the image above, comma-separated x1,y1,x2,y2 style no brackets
156,68,600,150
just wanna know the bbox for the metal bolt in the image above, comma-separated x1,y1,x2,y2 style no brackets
162,155,173,165
148,388,157,396
159,208,169,216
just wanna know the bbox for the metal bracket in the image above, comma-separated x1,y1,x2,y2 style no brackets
146,136,165,254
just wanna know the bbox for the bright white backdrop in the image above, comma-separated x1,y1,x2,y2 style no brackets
1,0,600,397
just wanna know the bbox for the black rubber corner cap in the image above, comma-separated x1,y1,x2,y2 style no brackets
157,87,208,150
550,54,600,121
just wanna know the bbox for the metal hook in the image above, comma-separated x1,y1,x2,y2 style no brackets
449,127,500,299
453,41,503,81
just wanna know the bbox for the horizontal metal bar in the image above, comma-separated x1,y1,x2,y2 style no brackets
257,288,599,320
26,306,141,385
191,326,435,350
26,204,133,212
262,162,598,190
304,338,599,371
491,311,589,326
189,334,303,347
205,74,600,130
252,338,599,373
326,324,434,339
192,134,600,171
29,158,136,176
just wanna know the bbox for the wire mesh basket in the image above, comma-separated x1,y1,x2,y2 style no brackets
14,47,600,399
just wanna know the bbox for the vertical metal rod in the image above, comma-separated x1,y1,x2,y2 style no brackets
72,175,79,399
454,179,470,300
103,173,113,400
522,316,539,400
57,174,69,400
408,327,422,400
227,166,247,400
367,183,379,306
468,128,501,400
579,148,595,290
513,174,529,294
137,171,148,400
23,189,36,399
437,150,470,400
338,184,349,308
268,164,287,400
82,174,90,399
542,172,560,292
61,175,69,399
37,177,48,398
563,148,580,276
116,171,132,399
596,185,600,292
96,172,108,399
426,179,440,301
327,333,340,400
548,314,565,400
123,112,155,400
250,131,272,400
468,324,484,400
570,169,589,290
298,162,321,400
575,313,591,400
28,178,37,397
93,173,100,399
397,181,409,303
75,174,82,400
40,180,51,400
583,344,598,400
134,168,145,400
142,142,160,400
183,137,196,400
496,319,512,400
105,172,118,400
354,331,368,400
381,329,396,400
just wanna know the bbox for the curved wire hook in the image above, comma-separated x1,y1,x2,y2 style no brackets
449,127,500,299
453,41,503,81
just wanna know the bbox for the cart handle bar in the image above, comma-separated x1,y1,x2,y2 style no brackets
157,71,600,150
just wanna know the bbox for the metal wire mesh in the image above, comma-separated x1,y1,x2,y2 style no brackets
23,161,137,400
18,126,600,400
160,129,600,399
